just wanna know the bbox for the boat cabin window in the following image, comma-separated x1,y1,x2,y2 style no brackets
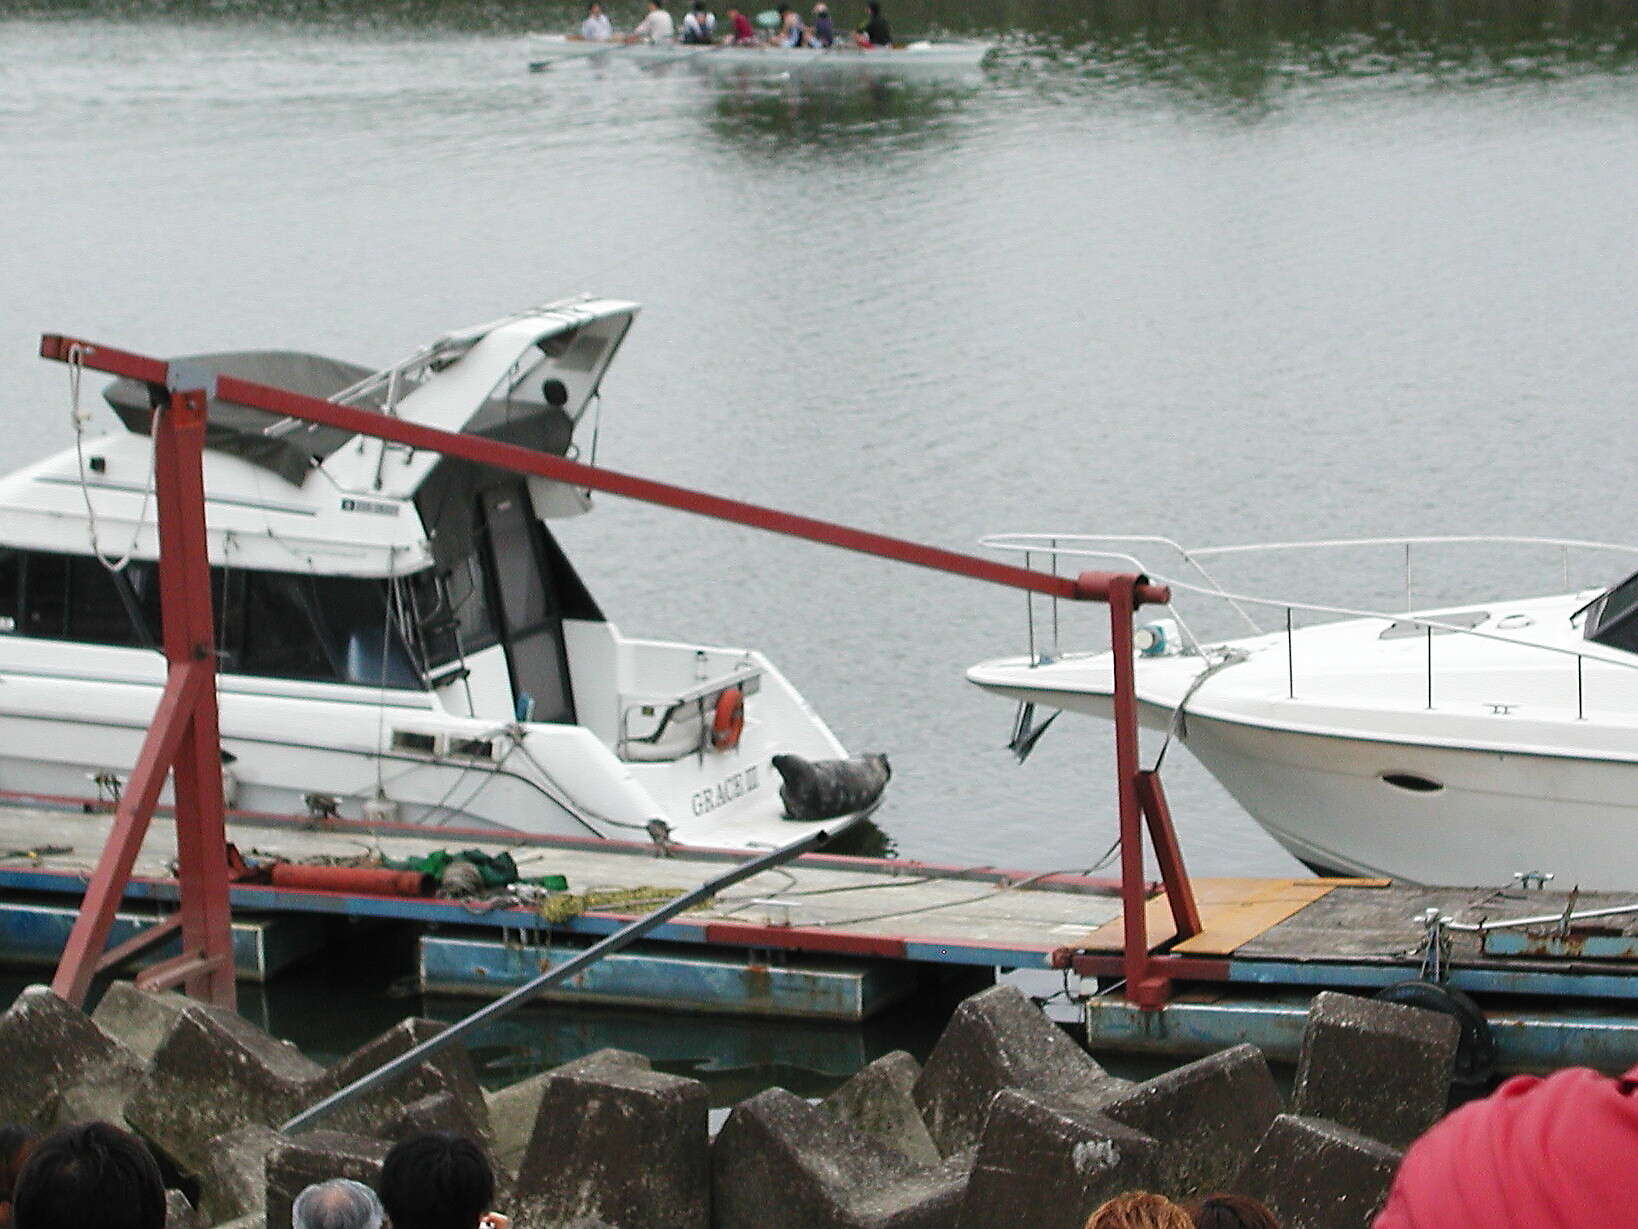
1585,570,1638,655
0,547,423,688
0,550,19,633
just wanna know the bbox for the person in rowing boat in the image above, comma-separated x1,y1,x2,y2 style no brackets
580,1,614,40
810,2,834,46
855,0,891,46
680,0,716,43
726,7,757,42
628,0,676,42
773,4,806,46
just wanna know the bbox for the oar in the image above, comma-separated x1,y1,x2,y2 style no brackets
528,36,626,72
638,39,728,70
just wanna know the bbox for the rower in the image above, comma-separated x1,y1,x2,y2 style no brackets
628,0,676,43
811,2,834,46
726,6,757,43
580,1,614,40
680,0,717,43
855,0,891,47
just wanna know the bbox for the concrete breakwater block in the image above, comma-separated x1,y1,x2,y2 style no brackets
164,1188,199,1229
822,1050,941,1169
1097,1044,1282,1197
264,1130,389,1229
1235,1114,1403,1229
955,1089,1160,1229
714,1087,970,1229
913,985,1124,1157
305,1016,490,1143
488,1068,552,1177
1293,991,1458,1148
126,1001,324,1176
0,984,143,1131
512,1049,709,1229
198,1124,281,1226
92,981,192,1062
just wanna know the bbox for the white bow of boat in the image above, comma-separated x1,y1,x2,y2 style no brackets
969,532,1638,889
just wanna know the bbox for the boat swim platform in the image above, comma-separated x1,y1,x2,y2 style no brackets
5,801,1638,1064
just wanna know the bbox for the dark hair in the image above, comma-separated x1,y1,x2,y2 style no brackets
12,1123,165,1229
1192,1194,1282,1229
379,1134,494,1229
867,1,880,13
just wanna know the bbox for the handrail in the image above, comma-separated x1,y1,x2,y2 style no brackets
979,532,1638,719
1147,571,1638,679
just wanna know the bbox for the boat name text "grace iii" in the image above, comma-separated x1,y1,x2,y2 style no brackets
691,765,761,815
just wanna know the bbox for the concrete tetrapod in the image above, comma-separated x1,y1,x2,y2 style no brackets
912,984,1127,1157
1292,991,1458,1148
715,1087,970,1229
955,1089,1161,1229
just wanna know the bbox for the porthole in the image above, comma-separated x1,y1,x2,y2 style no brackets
1380,772,1443,794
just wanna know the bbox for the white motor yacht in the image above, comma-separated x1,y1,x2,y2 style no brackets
3,299,883,850
968,535,1638,889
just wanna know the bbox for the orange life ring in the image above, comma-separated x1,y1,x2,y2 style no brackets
711,687,746,752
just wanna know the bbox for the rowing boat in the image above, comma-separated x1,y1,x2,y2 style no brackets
526,35,995,73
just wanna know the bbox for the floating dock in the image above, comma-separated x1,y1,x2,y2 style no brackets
4,800,1638,1070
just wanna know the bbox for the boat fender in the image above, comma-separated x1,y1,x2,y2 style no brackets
711,687,746,752
772,753,891,822
1374,979,1497,1086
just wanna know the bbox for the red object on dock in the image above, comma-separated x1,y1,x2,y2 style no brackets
35,330,1201,1012
267,864,431,897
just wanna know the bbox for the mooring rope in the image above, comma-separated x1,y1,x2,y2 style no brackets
68,343,155,574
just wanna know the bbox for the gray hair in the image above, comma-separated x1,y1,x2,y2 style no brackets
292,1179,385,1229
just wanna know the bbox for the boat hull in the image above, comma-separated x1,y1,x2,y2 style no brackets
1179,712,1638,888
527,38,993,72
970,656,1638,889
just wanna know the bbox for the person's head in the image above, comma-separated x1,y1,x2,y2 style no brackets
812,3,827,13
12,1123,165,1229
646,0,662,10
379,1134,494,1229
293,1179,385,1229
587,1,602,12
692,1,706,11
867,1,880,14
1191,1194,1281,1229
1086,1192,1194,1229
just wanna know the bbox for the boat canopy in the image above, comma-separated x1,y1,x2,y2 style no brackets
101,299,639,491
104,351,376,486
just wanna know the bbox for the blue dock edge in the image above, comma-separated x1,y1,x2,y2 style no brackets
0,900,324,983
420,935,919,1021
1084,995,1638,1074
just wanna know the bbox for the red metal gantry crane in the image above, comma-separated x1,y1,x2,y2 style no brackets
36,332,1201,1013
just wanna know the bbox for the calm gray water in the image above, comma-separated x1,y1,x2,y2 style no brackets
3,0,1638,1068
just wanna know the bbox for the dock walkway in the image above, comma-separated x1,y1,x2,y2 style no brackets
6,802,1638,1069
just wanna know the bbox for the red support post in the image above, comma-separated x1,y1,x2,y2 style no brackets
152,387,235,1007
49,384,234,1009
1137,770,1202,941
1103,572,1201,1010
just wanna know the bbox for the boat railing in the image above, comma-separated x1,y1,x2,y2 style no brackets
981,533,1638,717
617,664,764,761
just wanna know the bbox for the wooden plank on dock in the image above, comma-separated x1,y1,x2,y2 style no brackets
1076,878,1385,956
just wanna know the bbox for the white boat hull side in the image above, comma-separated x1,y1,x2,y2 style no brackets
969,655,1638,888
1180,713,1638,888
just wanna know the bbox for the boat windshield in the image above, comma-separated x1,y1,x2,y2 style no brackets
1584,569,1638,654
